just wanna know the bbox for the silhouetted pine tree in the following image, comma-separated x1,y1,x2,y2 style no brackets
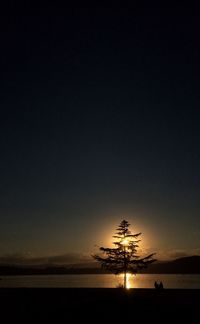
93,220,156,288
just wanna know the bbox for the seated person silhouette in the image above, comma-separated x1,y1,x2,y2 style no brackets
159,281,164,289
154,281,159,289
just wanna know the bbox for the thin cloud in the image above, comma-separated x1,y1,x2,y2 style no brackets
0,252,92,266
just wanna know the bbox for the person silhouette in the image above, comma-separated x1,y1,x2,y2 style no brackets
154,281,159,289
159,281,164,289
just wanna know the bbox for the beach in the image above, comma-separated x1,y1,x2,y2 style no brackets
1,288,199,322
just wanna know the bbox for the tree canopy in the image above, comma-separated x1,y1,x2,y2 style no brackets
92,220,156,288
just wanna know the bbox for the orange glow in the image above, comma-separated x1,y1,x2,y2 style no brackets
120,273,132,289
126,273,132,289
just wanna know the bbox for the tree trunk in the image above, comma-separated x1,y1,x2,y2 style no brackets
123,236,127,289
124,271,127,289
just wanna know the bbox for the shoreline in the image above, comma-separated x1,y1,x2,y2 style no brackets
1,272,200,275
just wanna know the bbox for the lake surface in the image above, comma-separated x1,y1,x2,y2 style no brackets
0,274,200,288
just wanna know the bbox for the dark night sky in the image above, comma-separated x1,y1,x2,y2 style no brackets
0,3,200,261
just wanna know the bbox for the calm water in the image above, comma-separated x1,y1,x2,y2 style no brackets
0,274,200,288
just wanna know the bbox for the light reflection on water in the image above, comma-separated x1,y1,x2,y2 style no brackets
0,274,200,288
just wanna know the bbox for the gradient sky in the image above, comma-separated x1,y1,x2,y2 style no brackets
0,4,200,262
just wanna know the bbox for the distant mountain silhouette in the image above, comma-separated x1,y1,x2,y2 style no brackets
0,256,200,275
142,256,200,274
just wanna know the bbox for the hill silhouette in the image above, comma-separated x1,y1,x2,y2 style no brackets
142,256,200,274
0,256,200,275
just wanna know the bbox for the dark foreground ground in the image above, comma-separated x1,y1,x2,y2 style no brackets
0,288,199,322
